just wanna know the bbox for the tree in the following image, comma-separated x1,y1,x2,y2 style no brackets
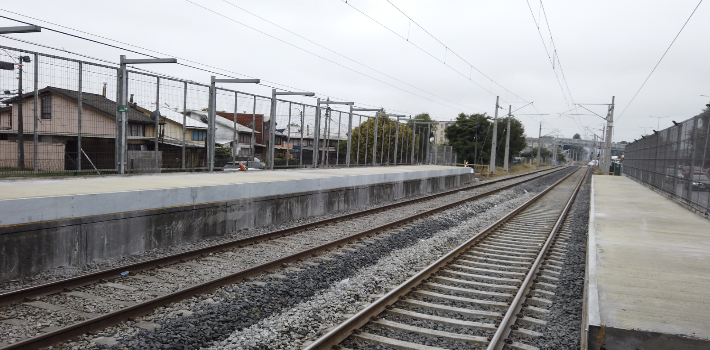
521,147,552,161
344,115,418,164
573,133,581,139
445,113,526,166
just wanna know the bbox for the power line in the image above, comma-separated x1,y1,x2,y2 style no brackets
616,0,703,121
341,0,527,105
183,0,472,112
0,10,413,115
384,0,527,103
218,0,473,112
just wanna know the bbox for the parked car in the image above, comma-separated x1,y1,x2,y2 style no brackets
691,174,710,191
223,157,266,171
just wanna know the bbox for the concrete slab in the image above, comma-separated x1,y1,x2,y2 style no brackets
0,165,468,226
587,175,710,349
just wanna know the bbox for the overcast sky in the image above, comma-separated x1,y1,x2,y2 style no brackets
1,0,708,142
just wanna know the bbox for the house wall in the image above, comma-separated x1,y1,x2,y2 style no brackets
8,95,116,137
0,140,65,171
217,112,264,144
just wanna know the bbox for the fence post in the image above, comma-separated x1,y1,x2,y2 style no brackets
364,116,370,165
411,124,416,165
251,96,256,159
356,115,362,165
372,114,379,166
286,102,292,167
182,81,187,170
33,53,39,172
77,61,82,172
299,105,304,167
336,111,341,165
154,77,160,171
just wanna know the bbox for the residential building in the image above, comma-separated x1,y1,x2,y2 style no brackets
434,121,455,145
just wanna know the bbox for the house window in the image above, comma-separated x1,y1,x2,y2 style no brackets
41,95,51,119
191,129,206,141
128,123,145,137
239,133,251,143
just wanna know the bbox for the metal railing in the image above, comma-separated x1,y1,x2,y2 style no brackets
623,111,710,213
0,44,436,177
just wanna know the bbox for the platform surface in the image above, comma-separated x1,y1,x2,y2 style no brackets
0,165,470,227
588,175,710,347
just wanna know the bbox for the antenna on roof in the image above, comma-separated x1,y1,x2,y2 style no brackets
102,82,107,97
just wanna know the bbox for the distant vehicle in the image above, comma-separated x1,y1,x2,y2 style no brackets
664,167,683,185
691,174,710,191
223,156,266,171
512,157,522,165
588,160,598,166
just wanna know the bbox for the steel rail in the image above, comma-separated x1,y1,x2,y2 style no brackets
0,167,563,307
303,167,582,350
487,167,587,349
0,167,571,350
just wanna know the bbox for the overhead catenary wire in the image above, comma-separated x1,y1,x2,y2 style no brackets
616,0,703,121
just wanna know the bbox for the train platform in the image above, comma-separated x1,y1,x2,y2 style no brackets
586,175,710,349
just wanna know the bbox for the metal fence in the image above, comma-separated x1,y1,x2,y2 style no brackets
0,45,446,177
623,111,710,213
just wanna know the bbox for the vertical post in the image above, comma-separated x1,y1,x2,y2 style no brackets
182,81,187,169
364,116,370,164
552,138,557,166
536,122,542,170
372,113,379,166
323,108,330,166
269,89,277,169
154,77,160,171
604,96,615,174
346,107,353,167
411,123,416,165
490,96,499,174
504,105,511,172
299,107,304,167
33,54,39,172
336,111,341,165
251,95,256,158
356,115,362,165
394,118,400,165
17,56,24,169
313,99,320,168
286,102,292,167
380,116,386,165
118,56,128,174
207,77,216,172
426,123,431,164
386,120,392,164
233,92,238,165
77,61,82,172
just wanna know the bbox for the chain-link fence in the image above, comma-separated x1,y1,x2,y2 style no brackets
0,44,449,177
623,111,710,213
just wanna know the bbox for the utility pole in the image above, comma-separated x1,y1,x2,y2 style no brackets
17,56,24,169
503,105,511,172
536,122,542,170
603,96,615,174
489,96,499,174
552,137,557,166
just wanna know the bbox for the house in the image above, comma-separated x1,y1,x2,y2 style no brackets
434,121,455,145
185,110,260,163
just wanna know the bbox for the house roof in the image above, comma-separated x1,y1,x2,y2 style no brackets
160,107,207,129
2,86,155,124
185,109,260,134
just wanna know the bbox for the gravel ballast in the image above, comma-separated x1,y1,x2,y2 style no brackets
54,168,574,350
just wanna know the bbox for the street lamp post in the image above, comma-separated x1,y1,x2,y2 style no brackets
116,56,177,174
207,77,260,172
270,90,315,169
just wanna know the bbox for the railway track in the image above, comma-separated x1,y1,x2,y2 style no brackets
305,167,587,350
0,167,568,350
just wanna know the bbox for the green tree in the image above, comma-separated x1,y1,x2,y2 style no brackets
344,115,419,164
573,133,581,139
445,113,526,166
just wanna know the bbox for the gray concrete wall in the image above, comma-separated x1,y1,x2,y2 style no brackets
0,171,473,280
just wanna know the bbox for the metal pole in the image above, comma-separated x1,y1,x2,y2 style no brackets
233,92,238,165
490,96,499,174
286,102,292,167
207,77,216,172
336,111,342,165
426,123,431,164
299,106,304,167
77,61,82,172
364,116,370,165
394,118,400,165
536,122,541,170
411,123,416,165
313,99,320,168
504,105,511,172
154,77,160,171
119,56,128,174
386,120,392,165
356,115,362,165
17,56,24,169
346,107,353,167
251,96,256,158
379,116,385,165
182,81,187,170
372,114,379,166
269,89,277,169
604,96,615,174
33,54,39,172
324,108,330,166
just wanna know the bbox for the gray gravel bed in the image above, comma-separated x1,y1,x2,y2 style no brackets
49,168,573,350
0,169,557,294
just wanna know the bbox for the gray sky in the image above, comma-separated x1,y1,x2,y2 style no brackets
1,0,708,142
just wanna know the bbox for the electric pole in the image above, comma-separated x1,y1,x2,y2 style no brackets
489,96,499,174
503,105,511,172
603,96,615,174
536,122,542,170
